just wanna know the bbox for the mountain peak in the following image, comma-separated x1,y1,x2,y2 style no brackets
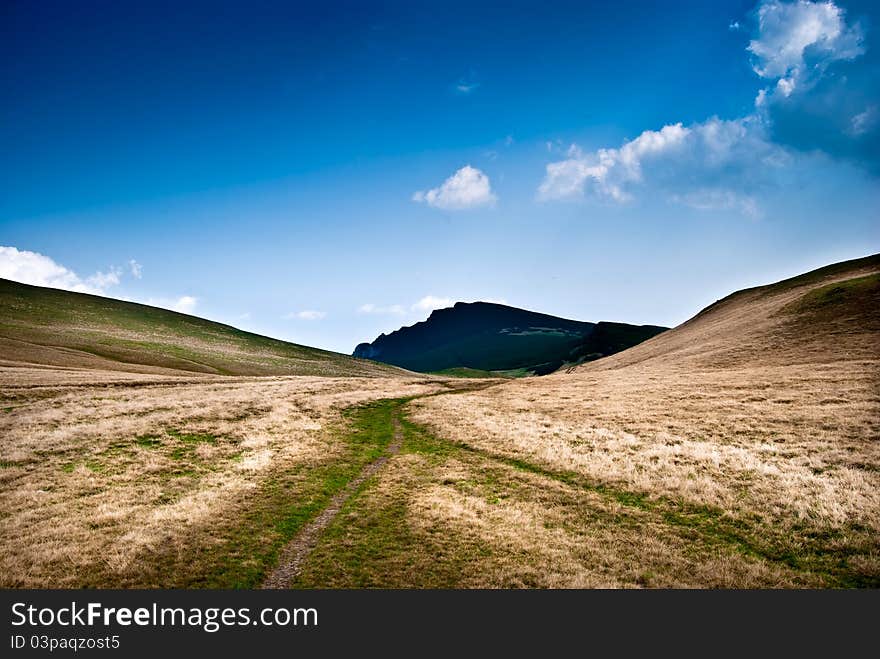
353,302,666,376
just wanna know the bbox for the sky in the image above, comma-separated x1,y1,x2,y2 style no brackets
1,0,879,353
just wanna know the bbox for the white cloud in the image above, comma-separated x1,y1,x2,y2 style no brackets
138,295,199,314
755,88,769,107
285,310,326,321
454,72,480,94
411,295,453,312
849,106,877,136
748,0,863,88
729,20,741,31
413,165,497,210
86,267,122,289
0,245,121,295
537,117,785,216
776,76,796,97
671,189,762,219
172,296,197,314
536,0,874,213
0,245,203,317
360,295,509,319
129,259,142,279
538,123,690,202
357,303,406,315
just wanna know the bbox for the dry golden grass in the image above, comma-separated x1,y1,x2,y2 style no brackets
293,410,821,588
2,256,877,588
411,362,880,532
0,367,444,587
406,258,880,585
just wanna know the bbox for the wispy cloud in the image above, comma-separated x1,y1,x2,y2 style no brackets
413,165,497,210
129,259,142,279
411,295,453,312
171,296,197,314
454,71,480,94
139,295,199,314
670,189,762,219
285,310,327,321
360,295,509,319
357,303,406,315
849,106,877,137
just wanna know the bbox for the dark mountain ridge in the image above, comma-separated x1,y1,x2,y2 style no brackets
353,301,667,375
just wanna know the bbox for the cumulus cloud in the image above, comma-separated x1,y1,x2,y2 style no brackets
538,117,785,213
411,295,453,312
538,124,691,202
413,165,497,210
0,246,122,295
748,0,863,85
748,0,867,109
537,1,877,213
747,0,877,166
285,310,327,321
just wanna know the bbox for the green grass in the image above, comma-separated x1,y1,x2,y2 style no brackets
429,367,525,379
292,403,879,588
782,273,880,315
104,398,405,588
696,253,880,319
0,277,403,377
135,435,162,448
292,406,490,588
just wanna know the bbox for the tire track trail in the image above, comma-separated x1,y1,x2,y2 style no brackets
262,412,404,589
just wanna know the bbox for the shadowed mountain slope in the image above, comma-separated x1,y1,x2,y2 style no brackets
353,301,666,375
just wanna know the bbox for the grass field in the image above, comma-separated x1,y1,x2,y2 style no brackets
0,371,450,587
0,278,402,377
0,255,878,588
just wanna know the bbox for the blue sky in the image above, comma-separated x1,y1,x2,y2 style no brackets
2,0,878,353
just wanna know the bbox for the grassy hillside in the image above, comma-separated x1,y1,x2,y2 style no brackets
407,253,880,587
354,301,666,375
0,278,404,377
584,252,880,371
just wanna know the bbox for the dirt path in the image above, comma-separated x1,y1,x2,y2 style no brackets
262,413,404,589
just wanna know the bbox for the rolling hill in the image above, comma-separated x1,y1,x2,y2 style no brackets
579,252,880,372
409,253,880,587
0,278,404,377
353,301,667,375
